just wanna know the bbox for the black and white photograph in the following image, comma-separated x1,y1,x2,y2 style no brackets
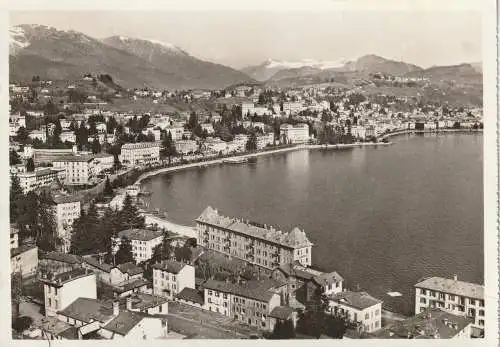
4,0,498,344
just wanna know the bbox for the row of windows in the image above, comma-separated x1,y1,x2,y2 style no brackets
419,289,484,306
156,272,177,281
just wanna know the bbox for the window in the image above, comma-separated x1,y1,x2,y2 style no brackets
223,293,227,299
420,298,426,304
223,302,228,308
48,298,52,307
208,298,212,304
438,292,445,300
208,290,212,296
375,321,379,328
469,299,476,305
215,292,220,297
479,309,484,316
262,304,266,310
55,300,59,309
365,313,369,320
420,288,426,295
430,291,436,297
375,309,380,316
449,294,455,301
479,300,484,307
479,319,484,326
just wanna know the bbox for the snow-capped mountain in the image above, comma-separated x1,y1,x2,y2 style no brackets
9,24,253,89
242,58,347,81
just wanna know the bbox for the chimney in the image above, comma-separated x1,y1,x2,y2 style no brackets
453,274,457,281
126,297,132,311
113,301,120,316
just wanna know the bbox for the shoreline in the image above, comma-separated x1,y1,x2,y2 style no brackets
380,128,483,140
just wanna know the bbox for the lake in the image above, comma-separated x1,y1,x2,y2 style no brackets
141,133,483,315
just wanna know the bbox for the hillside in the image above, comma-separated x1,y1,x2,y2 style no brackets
9,24,253,90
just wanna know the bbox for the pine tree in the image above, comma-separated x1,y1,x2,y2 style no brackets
91,136,101,154
103,177,113,196
10,174,24,224
33,191,60,251
70,203,101,254
117,194,144,230
9,150,21,165
26,158,35,172
115,237,134,265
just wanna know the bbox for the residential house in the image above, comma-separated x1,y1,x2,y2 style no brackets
52,155,96,186
119,142,160,167
153,260,195,300
11,243,38,278
112,229,164,264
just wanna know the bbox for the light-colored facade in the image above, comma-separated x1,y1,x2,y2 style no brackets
202,279,283,330
41,269,97,317
153,261,195,300
326,291,383,333
283,102,305,115
414,276,484,337
52,156,96,185
16,168,67,194
256,133,274,150
52,195,82,253
195,206,313,270
11,244,38,277
93,153,114,174
174,140,198,154
280,123,309,144
119,142,160,166
112,229,164,264
60,131,76,144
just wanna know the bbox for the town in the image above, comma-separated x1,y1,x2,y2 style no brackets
9,71,485,340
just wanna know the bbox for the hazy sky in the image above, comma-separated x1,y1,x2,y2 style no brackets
10,10,482,69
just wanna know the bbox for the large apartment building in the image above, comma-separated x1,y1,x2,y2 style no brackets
280,123,310,144
195,206,313,271
119,142,160,166
112,229,164,264
14,168,66,194
52,155,96,185
51,194,82,253
414,275,484,337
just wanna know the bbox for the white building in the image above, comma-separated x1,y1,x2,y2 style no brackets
93,153,114,174
164,126,184,140
280,123,310,144
153,260,195,300
41,268,97,317
326,291,383,333
283,102,305,115
414,275,484,337
174,140,198,155
119,142,160,167
203,137,228,154
232,134,248,150
350,126,367,139
52,155,96,185
256,133,274,150
29,130,47,143
200,123,215,134
15,168,66,194
112,229,164,264
51,194,82,253
60,131,76,144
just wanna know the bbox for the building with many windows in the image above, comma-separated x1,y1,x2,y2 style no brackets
202,278,285,330
326,291,383,333
153,260,195,300
112,229,164,264
414,275,484,337
280,123,310,144
15,168,66,194
195,206,313,271
52,155,96,186
119,142,160,166
174,139,198,155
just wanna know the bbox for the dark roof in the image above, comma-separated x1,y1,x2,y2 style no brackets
53,155,94,163
176,288,205,305
129,293,168,310
114,278,149,293
103,310,144,336
328,291,382,310
117,228,163,241
117,262,143,276
10,244,37,257
83,257,113,272
153,260,186,274
58,297,113,323
313,271,344,286
51,193,83,205
58,326,79,340
275,261,316,281
202,279,280,303
41,268,94,287
373,308,474,339
269,306,295,320
41,251,83,265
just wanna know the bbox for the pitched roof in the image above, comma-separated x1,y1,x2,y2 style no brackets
83,257,113,272
41,251,83,265
202,279,280,303
10,243,37,258
103,310,144,336
53,155,94,163
114,278,149,293
117,228,163,242
128,293,168,310
269,306,295,320
373,308,474,339
176,287,205,305
415,277,484,300
41,268,94,287
152,260,187,274
196,206,313,249
58,297,113,323
117,262,143,276
313,271,344,287
328,291,382,310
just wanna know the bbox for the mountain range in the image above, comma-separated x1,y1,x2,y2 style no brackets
10,24,482,92
9,24,253,90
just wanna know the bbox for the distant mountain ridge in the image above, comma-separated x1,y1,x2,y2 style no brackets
9,24,254,89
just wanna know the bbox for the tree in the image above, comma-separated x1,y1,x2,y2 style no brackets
324,314,347,338
16,127,30,143
11,272,22,321
117,194,145,230
270,319,296,339
91,136,101,154
71,204,102,254
246,133,258,151
103,177,113,196
26,158,35,172
10,150,21,165
115,237,134,265
151,230,174,263
33,191,60,251
174,244,193,263
10,174,24,224
106,116,118,134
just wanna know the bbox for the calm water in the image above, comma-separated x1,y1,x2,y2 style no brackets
142,134,483,315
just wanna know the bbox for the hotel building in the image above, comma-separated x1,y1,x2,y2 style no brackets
15,168,66,194
119,142,160,166
195,206,313,271
112,229,164,264
414,275,484,337
280,123,310,144
52,155,96,185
